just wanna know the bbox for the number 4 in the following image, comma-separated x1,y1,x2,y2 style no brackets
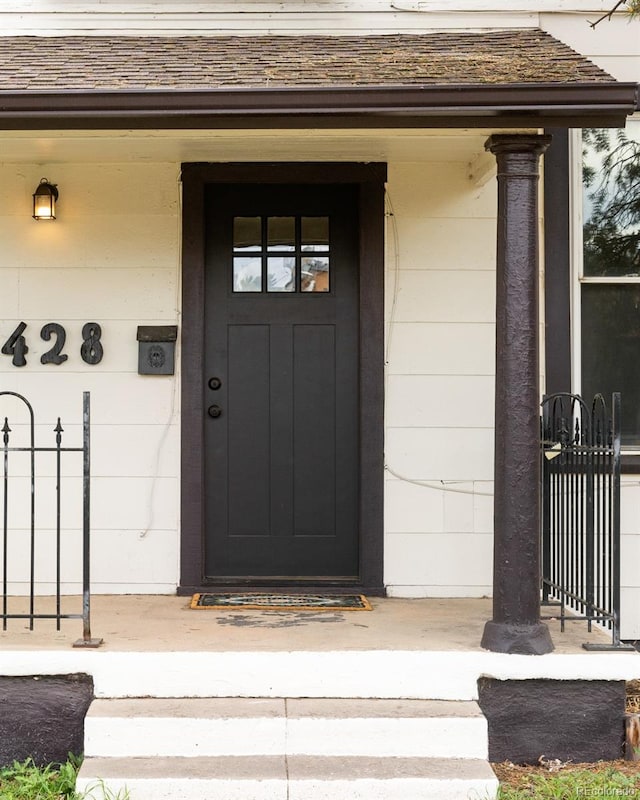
2,322,28,367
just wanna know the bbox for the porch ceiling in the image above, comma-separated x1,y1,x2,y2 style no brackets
0,128,503,163
0,29,636,129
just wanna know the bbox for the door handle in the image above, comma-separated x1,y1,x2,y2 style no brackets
208,405,222,418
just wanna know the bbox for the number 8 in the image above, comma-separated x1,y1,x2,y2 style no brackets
81,322,103,365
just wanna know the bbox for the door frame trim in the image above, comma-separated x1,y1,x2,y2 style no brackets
178,162,386,595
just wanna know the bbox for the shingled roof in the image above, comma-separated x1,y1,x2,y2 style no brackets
0,29,615,90
0,29,636,129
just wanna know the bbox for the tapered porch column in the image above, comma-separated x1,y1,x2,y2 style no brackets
481,134,554,655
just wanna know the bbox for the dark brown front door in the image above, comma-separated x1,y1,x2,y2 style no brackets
203,183,360,580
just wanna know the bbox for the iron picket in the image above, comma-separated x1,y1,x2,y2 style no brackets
541,392,627,649
0,391,101,647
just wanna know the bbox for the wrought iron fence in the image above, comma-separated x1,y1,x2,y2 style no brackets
0,390,101,647
541,391,630,649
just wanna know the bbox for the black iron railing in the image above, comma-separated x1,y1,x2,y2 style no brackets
0,390,101,647
541,392,630,649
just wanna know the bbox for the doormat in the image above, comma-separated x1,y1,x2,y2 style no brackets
190,593,372,611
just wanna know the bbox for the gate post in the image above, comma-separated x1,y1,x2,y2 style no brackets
481,134,554,655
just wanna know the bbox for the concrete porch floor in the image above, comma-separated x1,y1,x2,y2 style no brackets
0,595,627,653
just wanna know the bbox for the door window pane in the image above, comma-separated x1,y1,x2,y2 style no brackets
302,217,329,252
268,217,295,251
301,256,330,292
268,256,296,292
234,217,262,252
233,257,262,292
232,215,332,294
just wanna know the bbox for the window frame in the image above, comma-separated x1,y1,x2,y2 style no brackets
568,117,640,464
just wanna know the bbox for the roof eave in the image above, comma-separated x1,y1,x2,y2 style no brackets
0,82,637,130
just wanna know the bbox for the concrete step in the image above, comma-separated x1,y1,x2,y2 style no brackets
56,650,485,699
77,755,499,800
84,697,489,759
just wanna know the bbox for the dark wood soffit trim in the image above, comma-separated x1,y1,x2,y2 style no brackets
0,82,636,129
0,112,632,131
0,82,636,109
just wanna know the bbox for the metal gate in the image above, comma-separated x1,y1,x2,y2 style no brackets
541,392,630,649
0,390,101,647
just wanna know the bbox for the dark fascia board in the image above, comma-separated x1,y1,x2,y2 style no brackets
0,82,637,129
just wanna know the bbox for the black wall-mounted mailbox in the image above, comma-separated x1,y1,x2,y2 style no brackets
137,325,178,375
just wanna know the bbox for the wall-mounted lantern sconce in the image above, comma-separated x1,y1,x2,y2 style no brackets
32,178,58,220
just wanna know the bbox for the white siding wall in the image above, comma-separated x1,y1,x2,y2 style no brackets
384,160,497,597
0,135,501,597
0,162,181,594
1,1,637,54
0,1,539,36
541,13,640,83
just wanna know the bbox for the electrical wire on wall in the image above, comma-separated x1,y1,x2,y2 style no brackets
384,187,493,498
139,170,182,539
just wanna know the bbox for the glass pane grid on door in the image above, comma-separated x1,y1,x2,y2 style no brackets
233,215,330,293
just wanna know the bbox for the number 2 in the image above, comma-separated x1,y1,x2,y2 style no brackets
40,323,68,365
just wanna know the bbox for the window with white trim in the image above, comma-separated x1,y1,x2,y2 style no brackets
579,118,640,445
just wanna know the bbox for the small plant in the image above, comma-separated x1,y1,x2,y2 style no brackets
77,780,130,800
0,756,79,799
0,757,130,800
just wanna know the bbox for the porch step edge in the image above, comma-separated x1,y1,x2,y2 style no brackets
86,697,485,718
84,698,489,759
77,755,499,800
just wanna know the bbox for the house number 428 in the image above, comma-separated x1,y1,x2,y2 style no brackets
1,321,103,367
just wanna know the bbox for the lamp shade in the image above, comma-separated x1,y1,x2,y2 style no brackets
33,179,58,220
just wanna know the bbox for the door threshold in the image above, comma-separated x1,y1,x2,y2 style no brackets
177,583,385,597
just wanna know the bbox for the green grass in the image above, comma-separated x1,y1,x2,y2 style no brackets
0,758,78,800
6,756,638,800
496,765,640,799
0,760,129,800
